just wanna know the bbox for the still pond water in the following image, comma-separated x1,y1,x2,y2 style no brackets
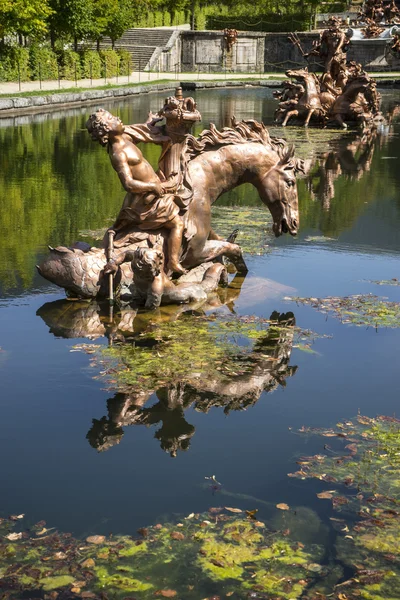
0,87,400,596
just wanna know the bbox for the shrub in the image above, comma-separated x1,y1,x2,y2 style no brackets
0,45,30,82
117,49,131,76
100,49,120,78
57,49,82,80
29,45,58,80
163,11,171,27
81,50,102,79
154,11,163,27
206,13,311,33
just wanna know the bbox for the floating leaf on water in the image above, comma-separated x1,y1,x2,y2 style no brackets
276,503,290,511
317,491,335,499
224,507,242,513
86,535,105,544
5,532,22,540
137,527,148,538
288,294,400,329
81,558,95,568
307,563,323,572
170,531,185,541
36,526,55,536
155,590,177,597
9,514,24,520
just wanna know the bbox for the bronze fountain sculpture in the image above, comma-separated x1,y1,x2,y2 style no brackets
38,88,302,304
280,18,382,127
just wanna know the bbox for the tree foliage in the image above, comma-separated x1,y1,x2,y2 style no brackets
0,0,53,38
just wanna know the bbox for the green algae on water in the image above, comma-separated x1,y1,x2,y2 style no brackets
211,205,273,255
287,294,400,328
0,509,326,599
290,414,400,600
95,312,327,395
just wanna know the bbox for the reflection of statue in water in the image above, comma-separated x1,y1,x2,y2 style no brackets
87,387,196,457
304,126,381,210
85,312,297,456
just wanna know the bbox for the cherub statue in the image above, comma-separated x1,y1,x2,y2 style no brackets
86,109,186,275
104,247,227,309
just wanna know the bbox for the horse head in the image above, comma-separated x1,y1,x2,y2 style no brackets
256,145,303,237
286,68,313,84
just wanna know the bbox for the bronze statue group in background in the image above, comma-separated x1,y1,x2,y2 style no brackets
279,17,382,127
358,0,400,25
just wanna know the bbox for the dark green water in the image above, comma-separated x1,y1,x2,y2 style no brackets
0,87,400,597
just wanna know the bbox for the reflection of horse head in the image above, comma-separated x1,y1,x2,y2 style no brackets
85,312,298,456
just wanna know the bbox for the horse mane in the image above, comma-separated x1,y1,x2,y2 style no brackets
186,117,289,161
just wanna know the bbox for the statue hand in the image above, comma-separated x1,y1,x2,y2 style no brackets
152,182,165,197
104,260,118,275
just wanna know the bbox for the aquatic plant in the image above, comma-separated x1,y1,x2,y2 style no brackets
287,294,400,328
94,312,327,395
289,414,400,599
211,205,273,255
0,509,326,599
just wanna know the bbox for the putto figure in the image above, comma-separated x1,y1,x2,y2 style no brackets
224,28,238,52
86,109,186,275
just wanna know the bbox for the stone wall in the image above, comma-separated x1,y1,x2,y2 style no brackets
179,30,396,73
181,31,266,73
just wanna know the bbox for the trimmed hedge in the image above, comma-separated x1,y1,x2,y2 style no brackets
117,49,131,76
29,45,58,80
81,50,102,79
100,49,120,78
0,45,30,82
57,49,82,80
206,13,312,32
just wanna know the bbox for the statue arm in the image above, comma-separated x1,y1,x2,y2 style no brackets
124,123,170,145
104,250,135,275
181,110,201,122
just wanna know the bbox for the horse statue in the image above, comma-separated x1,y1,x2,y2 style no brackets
278,68,324,127
281,18,382,129
329,74,380,128
38,115,303,300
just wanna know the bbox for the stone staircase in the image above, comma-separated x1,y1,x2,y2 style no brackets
99,29,176,71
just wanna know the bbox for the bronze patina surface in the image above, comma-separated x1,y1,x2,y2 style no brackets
38,89,302,302
281,19,382,127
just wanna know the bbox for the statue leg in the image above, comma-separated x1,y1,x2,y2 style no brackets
208,228,225,241
193,240,248,274
208,228,239,243
282,109,299,126
164,216,187,275
335,114,347,129
304,108,315,127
